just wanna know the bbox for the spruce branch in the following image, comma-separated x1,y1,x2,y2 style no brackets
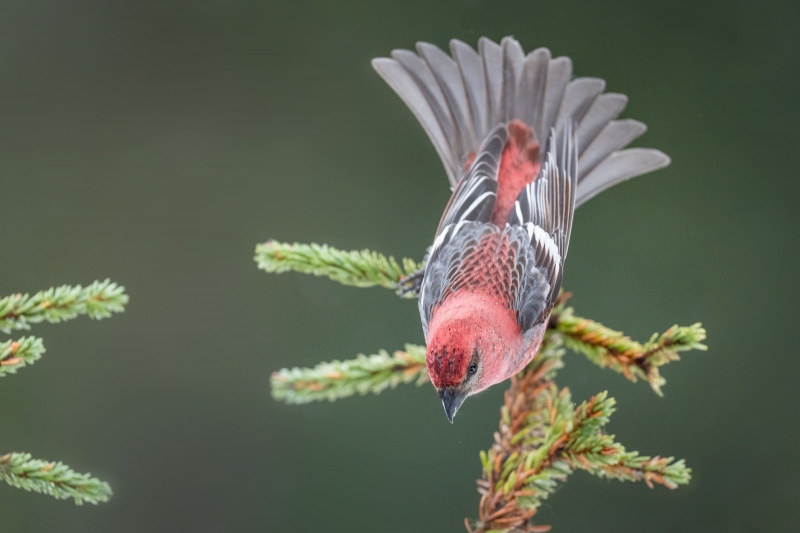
550,303,707,395
260,241,703,531
0,279,128,334
269,304,707,404
0,452,112,505
254,240,422,297
271,344,428,404
469,336,690,533
0,336,45,377
561,393,690,488
259,243,706,393
2,278,126,505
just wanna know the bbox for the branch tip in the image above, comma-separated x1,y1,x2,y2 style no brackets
0,452,112,505
255,240,421,295
0,279,128,334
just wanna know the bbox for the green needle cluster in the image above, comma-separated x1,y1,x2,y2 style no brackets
552,305,707,395
0,279,128,333
272,344,428,404
0,453,112,505
255,240,422,296
0,336,46,377
1,280,128,505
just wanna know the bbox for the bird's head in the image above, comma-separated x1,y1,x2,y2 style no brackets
425,322,484,423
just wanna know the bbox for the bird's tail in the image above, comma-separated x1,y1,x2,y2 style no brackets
372,36,670,207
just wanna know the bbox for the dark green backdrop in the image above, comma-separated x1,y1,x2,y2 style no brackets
1,1,798,531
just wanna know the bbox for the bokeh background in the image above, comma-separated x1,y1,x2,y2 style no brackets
1,1,798,532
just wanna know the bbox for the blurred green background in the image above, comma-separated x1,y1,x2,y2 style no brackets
1,1,798,531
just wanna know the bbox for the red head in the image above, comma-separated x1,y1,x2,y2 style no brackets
426,318,482,423
425,292,523,422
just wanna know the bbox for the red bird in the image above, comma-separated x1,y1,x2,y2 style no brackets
373,37,669,422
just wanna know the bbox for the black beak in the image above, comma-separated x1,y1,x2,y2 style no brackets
438,387,467,423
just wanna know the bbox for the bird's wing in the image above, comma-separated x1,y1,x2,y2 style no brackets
419,222,498,339
433,125,507,236
507,126,578,331
418,125,507,339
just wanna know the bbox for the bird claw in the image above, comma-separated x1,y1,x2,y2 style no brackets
396,268,424,299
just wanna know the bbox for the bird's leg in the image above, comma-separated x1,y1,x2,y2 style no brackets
396,267,424,299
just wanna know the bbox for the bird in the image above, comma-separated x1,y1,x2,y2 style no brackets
372,37,670,422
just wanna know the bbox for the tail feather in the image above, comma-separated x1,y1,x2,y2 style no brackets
371,57,458,179
390,50,461,166
373,36,670,205
417,43,478,155
574,93,628,153
516,47,550,140
501,38,525,123
479,37,503,135
576,148,670,206
553,77,606,140
578,119,647,177
450,40,487,139
540,56,572,144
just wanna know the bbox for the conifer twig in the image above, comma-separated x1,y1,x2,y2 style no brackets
271,344,428,404
469,337,691,533
0,337,45,377
0,452,112,505
269,311,707,404
0,279,128,334
2,278,127,505
258,244,706,394
550,303,707,395
260,241,702,531
254,241,421,297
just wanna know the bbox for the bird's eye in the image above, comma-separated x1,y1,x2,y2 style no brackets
468,362,478,375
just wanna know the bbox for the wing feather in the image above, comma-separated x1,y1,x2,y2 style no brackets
508,126,578,325
435,125,507,234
